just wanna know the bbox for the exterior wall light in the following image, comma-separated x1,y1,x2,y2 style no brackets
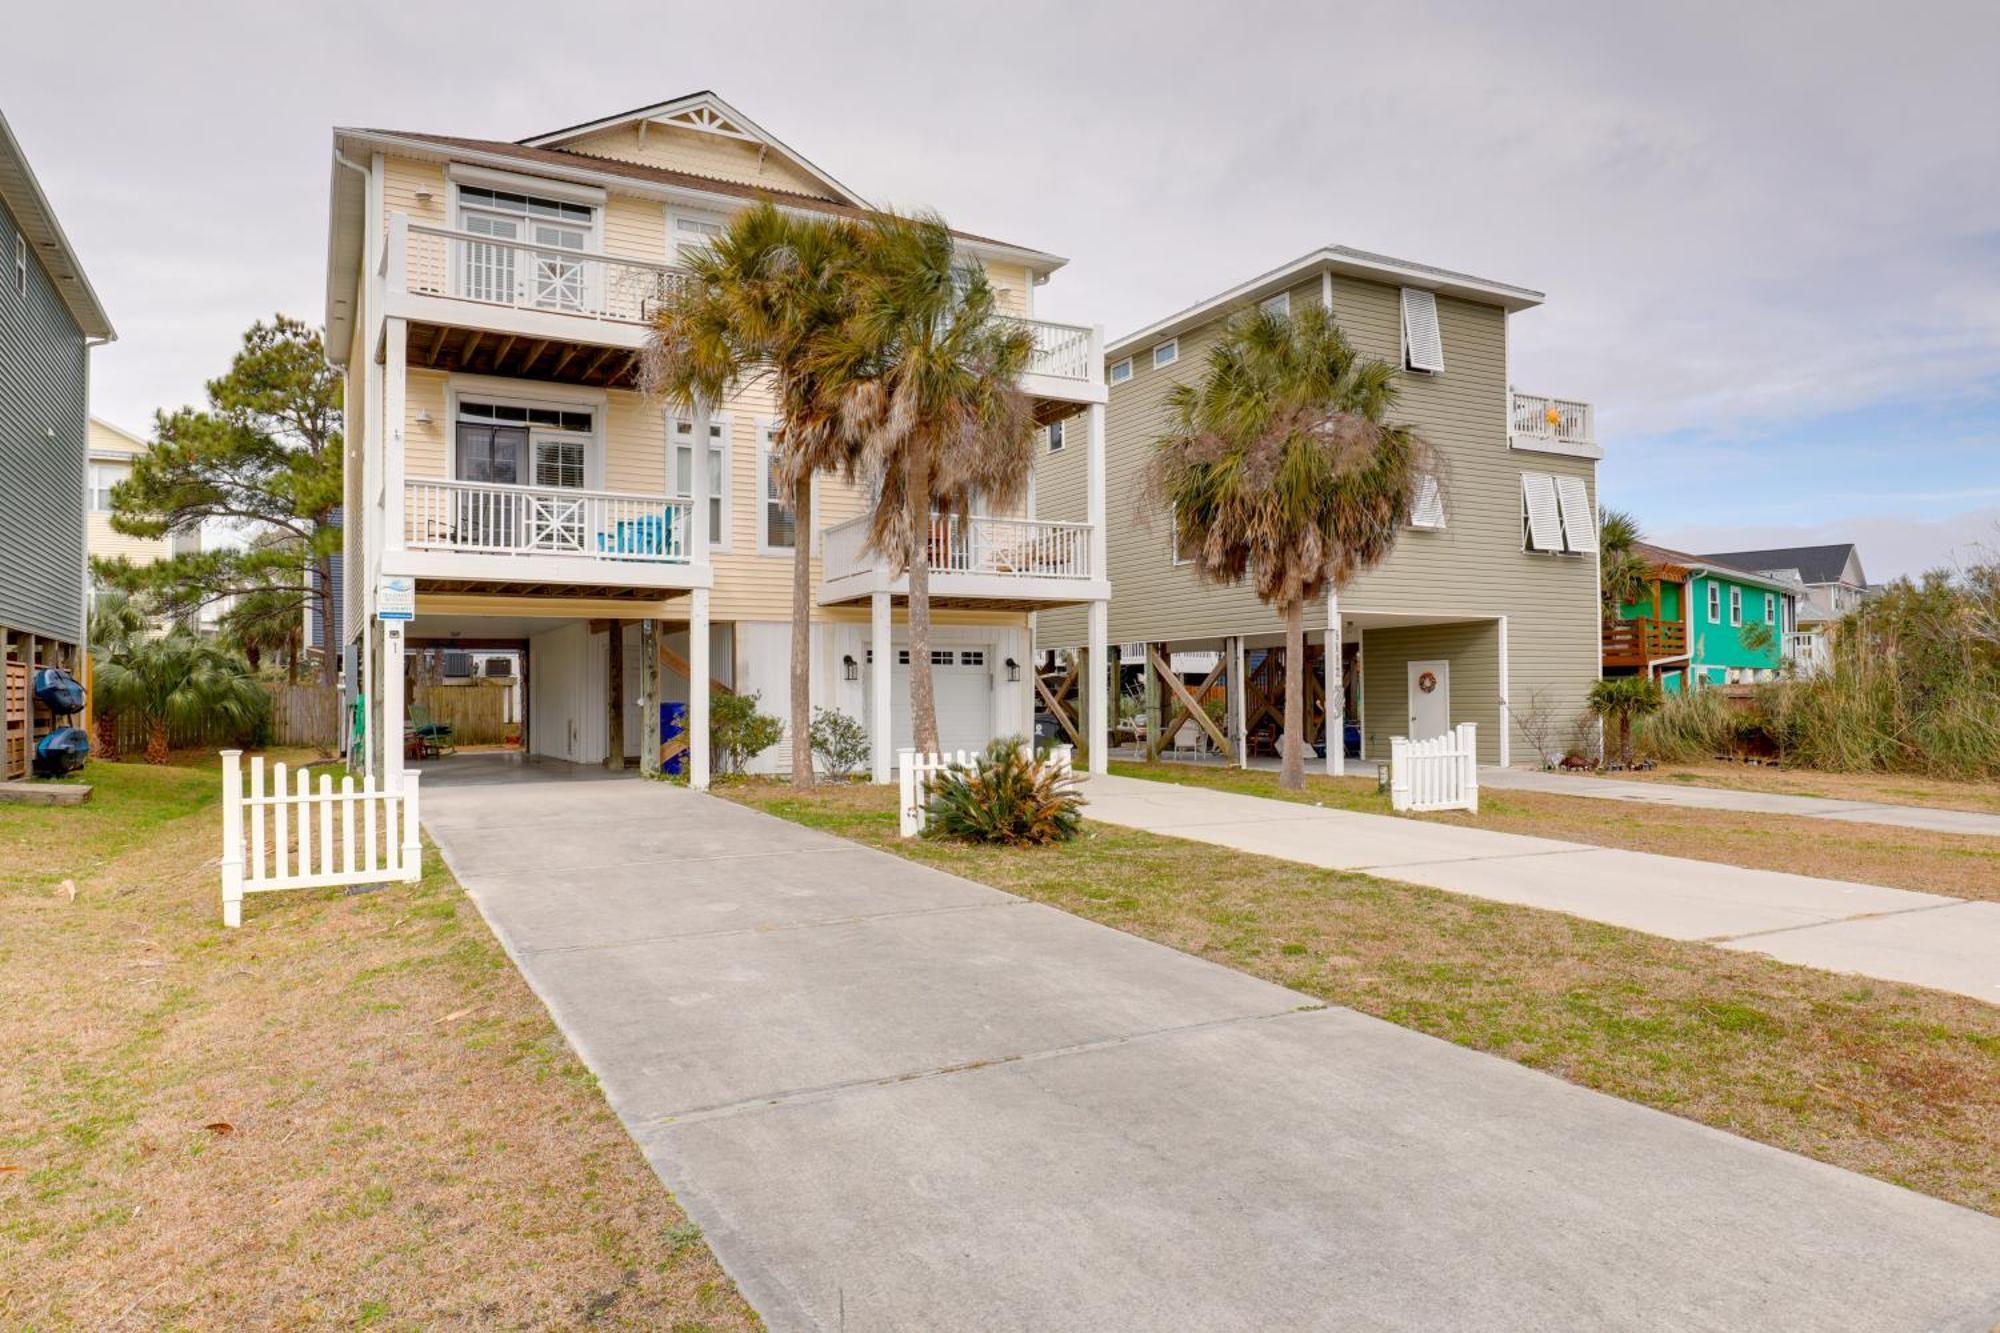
1004,657,1020,682
842,654,859,682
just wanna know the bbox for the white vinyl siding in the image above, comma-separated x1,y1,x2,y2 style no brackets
1409,473,1445,530
1152,339,1179,369
1553,475,1596,552
1401,288,1444,373
1520,472,1563,552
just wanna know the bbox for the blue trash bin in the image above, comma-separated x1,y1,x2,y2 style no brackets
660,701,689,775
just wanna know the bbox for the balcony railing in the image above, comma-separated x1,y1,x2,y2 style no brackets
1785,631,1830,677
1003,316,1095,382
404,478,691,563
822,513,1093,583
395,220,688,327
1511,390,1594,446
1602,616,1687,666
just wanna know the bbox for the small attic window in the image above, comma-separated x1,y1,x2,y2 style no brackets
1109,358,1133,385
1152,339,1179,369
1260,291,1290,318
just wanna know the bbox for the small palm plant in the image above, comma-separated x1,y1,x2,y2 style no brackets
1587,675,1663,770
1152,302,1426,790
924,738,1083,846
88,591,152,760
94,631,268,765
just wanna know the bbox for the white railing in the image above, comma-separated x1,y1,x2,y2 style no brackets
821,513,1093,583
1390,723,1478,813
1003,316,1096,381
396,217,688,326
219,751,421,927
898,744,1075,837
405,478,691,563
1510,391,1594,445
1785,631,1831,678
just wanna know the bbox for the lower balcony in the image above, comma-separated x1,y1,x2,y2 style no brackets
819,513,1107,610
396,477,707,596
1602,616,1687,668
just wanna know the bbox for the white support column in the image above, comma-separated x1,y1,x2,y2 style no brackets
383,317,408,556
689,588,711,790
870,591,893,784
382,622,406,792
1230,634,1248,768
1325,592,1344,777
1496,615,1511,769
1086,601,1109,776
1086,401,1107,582
220,749,244,928
360,615,375,782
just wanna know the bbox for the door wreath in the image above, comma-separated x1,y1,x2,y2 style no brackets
1416,670,1438,694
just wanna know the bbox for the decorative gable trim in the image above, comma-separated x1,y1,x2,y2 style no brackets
518,92,866,207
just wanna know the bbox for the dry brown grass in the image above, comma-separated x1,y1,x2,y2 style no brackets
0,754,760,1332
1121,762,2000,902
727,779,2000,1218
1601,761,2000,815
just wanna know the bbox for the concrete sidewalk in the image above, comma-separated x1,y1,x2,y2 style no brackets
1083,775,2000,1003
425,773,2000,1330
1482,764,2000,837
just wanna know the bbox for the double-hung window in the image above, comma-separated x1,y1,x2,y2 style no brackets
88,462,127,513
1729,587,1743,627
757,421,796,553
670,414,728,549
669,210,727,267
1764,592,1776,625
1707,584,1722,623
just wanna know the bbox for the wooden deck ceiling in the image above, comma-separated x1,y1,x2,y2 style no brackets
406,321,640,389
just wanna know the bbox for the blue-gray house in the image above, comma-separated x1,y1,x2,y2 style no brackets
1,107,115,778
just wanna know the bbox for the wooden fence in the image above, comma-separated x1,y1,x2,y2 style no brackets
1390,723,1479,813
109,681,342,755
413,682,513,745
219,750,421,927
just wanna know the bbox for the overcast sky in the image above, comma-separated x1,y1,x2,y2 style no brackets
11,0,1998,579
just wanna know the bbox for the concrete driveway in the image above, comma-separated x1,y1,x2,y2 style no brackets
1083,775,2000,1003
424,771,2000,1331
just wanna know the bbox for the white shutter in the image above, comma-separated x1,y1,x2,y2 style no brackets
1554,475,1597,553
1409,473,1445,529
1521,472,1563,551
1401,288,1444,373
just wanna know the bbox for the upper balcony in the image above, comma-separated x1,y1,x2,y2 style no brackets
1602,615,1687,668
380,213,1103,401
819,513,1107,609
392,474,707,595
1508,389,1599,460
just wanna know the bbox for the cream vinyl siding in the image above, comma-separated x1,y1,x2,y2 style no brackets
556,123,835,199
1033,270,1599,764
85,422,170,566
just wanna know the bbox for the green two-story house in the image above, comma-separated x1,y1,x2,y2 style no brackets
1605,542,1798,691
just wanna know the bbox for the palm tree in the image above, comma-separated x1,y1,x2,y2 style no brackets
1598,507,1649,623
1587,674,1662,769
1151,303,1425,790
95,631,268,765
830,212,1036,756
88,590,151,760
646,204,867,788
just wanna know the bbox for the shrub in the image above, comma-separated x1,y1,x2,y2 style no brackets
1637,686,1737,764
809,706,871,779
1586,676,1662,769
710,690,784,776
93,631,269,765
923,738,1084,846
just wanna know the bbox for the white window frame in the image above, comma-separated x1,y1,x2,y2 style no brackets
1707,583,1721,623
12,234,24,297
1152,339,1179,369
1168,504,1198,567
1401,288,1444,374
1109,357,1133,385
1047,419,1065,453
667,206,730,268
1729,587,1743,628
667,410,733,553
1408,473,1445,530
89,461,127,513
755,418,801,556
1764,592,1776,625
1260,291,1291,318
444,378,608,491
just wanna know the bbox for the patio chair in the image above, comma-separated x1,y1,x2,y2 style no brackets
409,703,456,759
599,509,679,558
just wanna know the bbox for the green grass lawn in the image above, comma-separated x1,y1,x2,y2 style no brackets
1,755,760,1330
727,778,2000,1219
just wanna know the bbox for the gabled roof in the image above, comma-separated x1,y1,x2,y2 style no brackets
1106,245,1543,358
1698,544,1863,587
88,416,149,457
517,91,866,208
1635,541,1798,594
0,108,114,340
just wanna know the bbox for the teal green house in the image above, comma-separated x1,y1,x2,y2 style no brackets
1604,542,1798,691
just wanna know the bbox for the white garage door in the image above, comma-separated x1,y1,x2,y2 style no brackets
874,646,994,757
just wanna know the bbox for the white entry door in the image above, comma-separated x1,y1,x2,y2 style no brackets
877,647,994,755
1407,659,1450,740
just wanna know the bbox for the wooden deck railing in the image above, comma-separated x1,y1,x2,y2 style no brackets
1602,616,1687,666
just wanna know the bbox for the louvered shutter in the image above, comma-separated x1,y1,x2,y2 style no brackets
1401,288,1444,373
1554,476,1597,552
1409,473,1445,529
1521,472,1563,551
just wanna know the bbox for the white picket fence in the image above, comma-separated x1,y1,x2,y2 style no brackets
218,749,422,927
1389,723,1479,813
897,744,1075,837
